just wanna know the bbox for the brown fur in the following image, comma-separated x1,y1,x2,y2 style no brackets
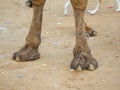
12,0,98,71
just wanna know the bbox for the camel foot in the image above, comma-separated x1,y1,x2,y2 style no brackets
12,45,40,62
71,52,98,71
85,54,98,71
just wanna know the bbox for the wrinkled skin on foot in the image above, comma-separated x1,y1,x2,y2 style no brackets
12,45,40,62
85,54,98,71
71,53,87,71
71,52,98,71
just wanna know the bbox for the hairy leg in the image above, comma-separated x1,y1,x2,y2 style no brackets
12,0,46,61
70,0,98,71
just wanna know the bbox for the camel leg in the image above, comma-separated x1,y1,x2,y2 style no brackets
70,0,98,71
12,0,46,61
63,0,97,36
85,22,97,36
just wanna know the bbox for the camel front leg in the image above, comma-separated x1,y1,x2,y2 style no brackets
70,0,98,71
12,0,46,61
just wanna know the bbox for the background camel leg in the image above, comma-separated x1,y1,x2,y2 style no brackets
12,0,46,61
70,0,98,71
85,22,97,36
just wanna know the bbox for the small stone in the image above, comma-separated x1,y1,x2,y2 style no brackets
101,79,106,82
21,28,27,30
70,69,74,72
68,85,73,88
0,27,7,31
17,74,23,78
53,42,61,46
91,51,94,54
1,72,5,74
0,51,3,53
54,84,59,88
56,22,62,25
89,38,94,40
56,33,61,36
45,32,49,34
42,64,47,67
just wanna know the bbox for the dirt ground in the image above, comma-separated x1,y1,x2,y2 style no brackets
0,0,120,90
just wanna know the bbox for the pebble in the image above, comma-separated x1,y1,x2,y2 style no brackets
53,42,61,46
54,84,59,88
70,69,74,72
56,22,62,25
56,33,61,36
42,64,47,67
0,55,6,59
45,32,49,34
0,51,3,53
17,74,23,78
1,72,5,74
0,27,7,31
101,79,106,82
89,38,94,40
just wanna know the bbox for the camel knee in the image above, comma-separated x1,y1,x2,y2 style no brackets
32,0,46,7
71,0,88,10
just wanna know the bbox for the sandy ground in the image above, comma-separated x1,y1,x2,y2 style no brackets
0,0,120,90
